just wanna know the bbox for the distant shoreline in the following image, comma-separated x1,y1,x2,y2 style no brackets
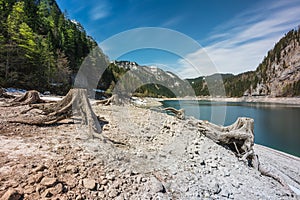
156,96,300,106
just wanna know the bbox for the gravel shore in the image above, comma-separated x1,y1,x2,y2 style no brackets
160,96,300,106
0,99,299,199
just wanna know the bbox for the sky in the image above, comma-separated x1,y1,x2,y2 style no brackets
56,0,300,78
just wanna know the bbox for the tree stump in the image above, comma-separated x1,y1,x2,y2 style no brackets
7,90,45,106
9,88,102,138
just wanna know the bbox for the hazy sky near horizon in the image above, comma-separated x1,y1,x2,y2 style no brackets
57,0,300,78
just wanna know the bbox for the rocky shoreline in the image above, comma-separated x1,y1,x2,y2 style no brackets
159,96,300,106
0,98,299,199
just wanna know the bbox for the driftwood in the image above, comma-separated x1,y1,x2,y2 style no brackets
96,95,117,106
7,90,45,106
96,94,130,106
199,117,295,195
199,117,254,158
164,107,185,120
9,89,102,139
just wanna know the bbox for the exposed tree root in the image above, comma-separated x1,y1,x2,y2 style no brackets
198,117,254,156
9,89,102,139
96,95,117,106
95,94,130,106
164,107,185,120
198,117,295,195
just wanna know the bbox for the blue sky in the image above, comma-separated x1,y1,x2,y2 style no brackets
57,0,300,78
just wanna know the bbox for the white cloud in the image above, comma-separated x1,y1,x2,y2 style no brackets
178,0,300,78
161,16,184,27
90,3,110,20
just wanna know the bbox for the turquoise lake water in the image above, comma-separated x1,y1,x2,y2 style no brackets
162,100,300,157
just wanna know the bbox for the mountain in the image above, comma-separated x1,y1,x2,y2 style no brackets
250,28,300,97
0,0,103,94
188,27,300,97
187,73,234,96
98,61,193,98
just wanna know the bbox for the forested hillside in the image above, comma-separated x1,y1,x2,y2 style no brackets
188,27,300,97
98,61,191,98
0,0,98,94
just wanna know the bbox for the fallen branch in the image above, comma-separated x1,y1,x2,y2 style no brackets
164,107,185,120
96,95,116,106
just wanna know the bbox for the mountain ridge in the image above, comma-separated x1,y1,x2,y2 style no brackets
187,27,300,97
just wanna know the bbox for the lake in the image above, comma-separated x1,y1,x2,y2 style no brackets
162,100,300,157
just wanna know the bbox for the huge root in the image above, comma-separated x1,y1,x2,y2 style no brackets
96,95,117,106
9,88,102,139
199,117,254,158
199,117,295,195
96,94,130,106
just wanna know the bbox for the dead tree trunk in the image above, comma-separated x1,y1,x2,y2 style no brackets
164,107,185,120
8,90,45,106
9,89,102,138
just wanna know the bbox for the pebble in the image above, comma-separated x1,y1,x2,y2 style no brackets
149,177,165,193
33,165,47,173
66,165,79,174
82,178,96,190
100,179,108,185
213,183,222,194
108,189,120,198
40,177,57,187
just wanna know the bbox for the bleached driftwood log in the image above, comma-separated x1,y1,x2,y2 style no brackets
199,117,254,158
9,89,102,139
199,117,294,195
164,107,185,120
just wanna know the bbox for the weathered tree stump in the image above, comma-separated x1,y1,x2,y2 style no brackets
164,107,185,120
9,88,102,138
7,90,45,106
